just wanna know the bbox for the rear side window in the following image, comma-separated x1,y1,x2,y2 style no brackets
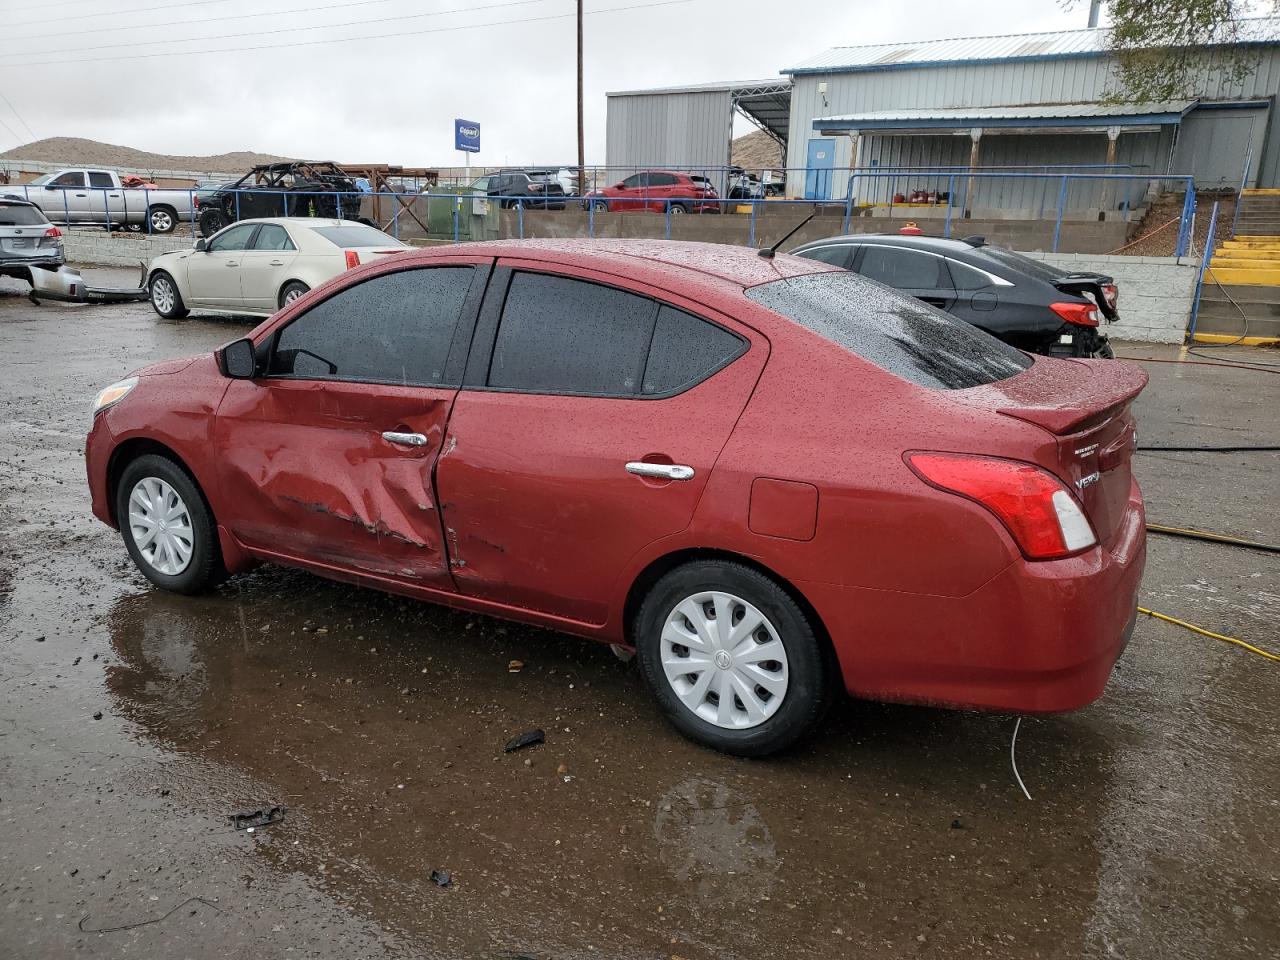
269,267,473,385
253,224,296,251
946,260,996,290
979,246,1064,282
309,224,402,248
488,273,654,395
857,247,946,289
0,203,48,226
642,305,743,395
88,172,114,189
745,272,1031,390
796,244,855,269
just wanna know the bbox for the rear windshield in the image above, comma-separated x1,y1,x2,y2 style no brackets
308,224,405,249
0,203,48,226
745,271,1032,390
977,246,1068,283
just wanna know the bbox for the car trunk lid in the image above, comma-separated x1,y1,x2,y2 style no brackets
1051,273,1119,321
956,356,1147,545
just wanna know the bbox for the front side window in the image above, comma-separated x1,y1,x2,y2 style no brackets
50,171,85,187
621,174,647,189
745,271,1031,390
269,267,473,385
253,224,296,251
857,247,945,289
208,223,258,252
487,273,655,396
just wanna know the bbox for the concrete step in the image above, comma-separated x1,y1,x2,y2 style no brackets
1204,265,1280,284
1199,282,1280,303
1219,238,1280,249
1210,256,1280,269
1196,298,1280,323
1242,187,1280,195
1211,247,1280,261
1192,312,1280,340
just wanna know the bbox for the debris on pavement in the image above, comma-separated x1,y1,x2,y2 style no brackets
430,869,453,887
507,659,524,673
503,728,545,753
78,896,222,934
229,805,287,831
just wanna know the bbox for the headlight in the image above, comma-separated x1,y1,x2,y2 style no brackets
91,376,138,418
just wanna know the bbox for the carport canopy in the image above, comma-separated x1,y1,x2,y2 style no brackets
813,100,1198,137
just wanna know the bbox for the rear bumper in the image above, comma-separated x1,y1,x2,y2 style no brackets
804,479,1147,713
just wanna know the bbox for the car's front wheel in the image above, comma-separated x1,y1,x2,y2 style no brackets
116,454,224,594
149,271,189,319
589,200,608,212
635,561,833,756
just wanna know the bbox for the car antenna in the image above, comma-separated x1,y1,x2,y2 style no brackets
757,212,818,259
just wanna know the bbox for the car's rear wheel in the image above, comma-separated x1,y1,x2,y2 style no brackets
279,281,310,309
149,271,189,319
148,206,177,234
635,561,832,756
116,455,224,594
590,200,608,212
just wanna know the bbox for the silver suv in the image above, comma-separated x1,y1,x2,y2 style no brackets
0,196,65,283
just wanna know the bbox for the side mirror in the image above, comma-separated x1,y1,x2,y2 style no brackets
193,238,207,252
218,338,257,379
44,184,57,191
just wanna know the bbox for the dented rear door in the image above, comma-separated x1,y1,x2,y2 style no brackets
212,261,490,587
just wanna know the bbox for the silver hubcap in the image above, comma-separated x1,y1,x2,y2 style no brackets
660,591,789,729
152,210,173,231
152,277,175,313
284,286,304,304
128,477,194,576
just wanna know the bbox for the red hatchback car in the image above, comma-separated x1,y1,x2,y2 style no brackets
86,240,1147,755
585,171,719,213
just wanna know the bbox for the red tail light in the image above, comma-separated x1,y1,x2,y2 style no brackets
344,249,361,269
1049,301,1100,327
1102,282,1118,308
44,226,62,238
906,452,1096,560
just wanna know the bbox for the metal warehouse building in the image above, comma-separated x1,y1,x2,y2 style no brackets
606,19,1280,208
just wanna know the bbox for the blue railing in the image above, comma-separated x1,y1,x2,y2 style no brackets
2,171,1200,257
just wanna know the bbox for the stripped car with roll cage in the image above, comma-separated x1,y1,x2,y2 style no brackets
197,161,370,237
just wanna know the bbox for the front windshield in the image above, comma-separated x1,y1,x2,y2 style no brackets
27,174,51,185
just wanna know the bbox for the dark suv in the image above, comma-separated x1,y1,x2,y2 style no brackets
472,171,567,210
790,234,1119,358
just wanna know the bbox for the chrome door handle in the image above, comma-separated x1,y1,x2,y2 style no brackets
383,431,429,447
626,461,694,481
269,259,285,265
225,260,238,266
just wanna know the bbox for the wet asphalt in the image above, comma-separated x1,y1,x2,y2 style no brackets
1,268,1277,960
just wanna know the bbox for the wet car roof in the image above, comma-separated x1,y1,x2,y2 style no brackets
419,239,840,287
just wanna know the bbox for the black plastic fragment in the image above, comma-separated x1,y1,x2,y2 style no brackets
229,805,287,830
430,869,453,887
503,728,545,753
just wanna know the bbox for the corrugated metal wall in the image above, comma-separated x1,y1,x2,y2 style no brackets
605,90,733,193
785,47,1280,197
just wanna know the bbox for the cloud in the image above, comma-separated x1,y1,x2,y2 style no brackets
0,0,1083,165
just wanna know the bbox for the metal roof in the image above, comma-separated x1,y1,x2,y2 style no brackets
814,100,1197,133
784,17,1280,75
606,79,793,145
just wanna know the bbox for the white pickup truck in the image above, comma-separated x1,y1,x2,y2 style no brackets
5,168,196,233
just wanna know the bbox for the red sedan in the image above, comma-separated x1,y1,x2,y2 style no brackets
85,240,1147,755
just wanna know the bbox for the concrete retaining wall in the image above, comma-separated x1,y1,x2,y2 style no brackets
1022,252,1196,344
64,232,191,267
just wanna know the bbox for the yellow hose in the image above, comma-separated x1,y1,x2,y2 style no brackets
1146,522,1280,554
1137,606,1280,662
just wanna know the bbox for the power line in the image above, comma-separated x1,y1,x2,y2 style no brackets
4,0,238,29
0,113,23,148
0,90,36,141
0,0,693,69
6,0,403,42
0,0,554,61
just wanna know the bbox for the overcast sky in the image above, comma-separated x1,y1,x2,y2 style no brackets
0,0,1091,166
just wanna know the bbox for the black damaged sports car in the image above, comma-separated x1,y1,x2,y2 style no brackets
789,233,1118,358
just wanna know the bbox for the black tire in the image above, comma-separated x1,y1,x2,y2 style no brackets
669,203,689,215
278,280,310,309
198,207,226,237
116,454,225,595
634,560,833,756
148,205,178,234
148,270,189,320
589,200,609,213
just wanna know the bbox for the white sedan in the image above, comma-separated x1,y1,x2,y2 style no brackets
146,217,409,319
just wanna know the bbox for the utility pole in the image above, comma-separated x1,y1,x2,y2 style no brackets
577,0,586,197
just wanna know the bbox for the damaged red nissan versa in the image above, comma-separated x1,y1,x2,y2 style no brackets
86,239,1147,755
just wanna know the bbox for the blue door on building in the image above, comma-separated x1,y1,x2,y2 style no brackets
805,138,834,200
